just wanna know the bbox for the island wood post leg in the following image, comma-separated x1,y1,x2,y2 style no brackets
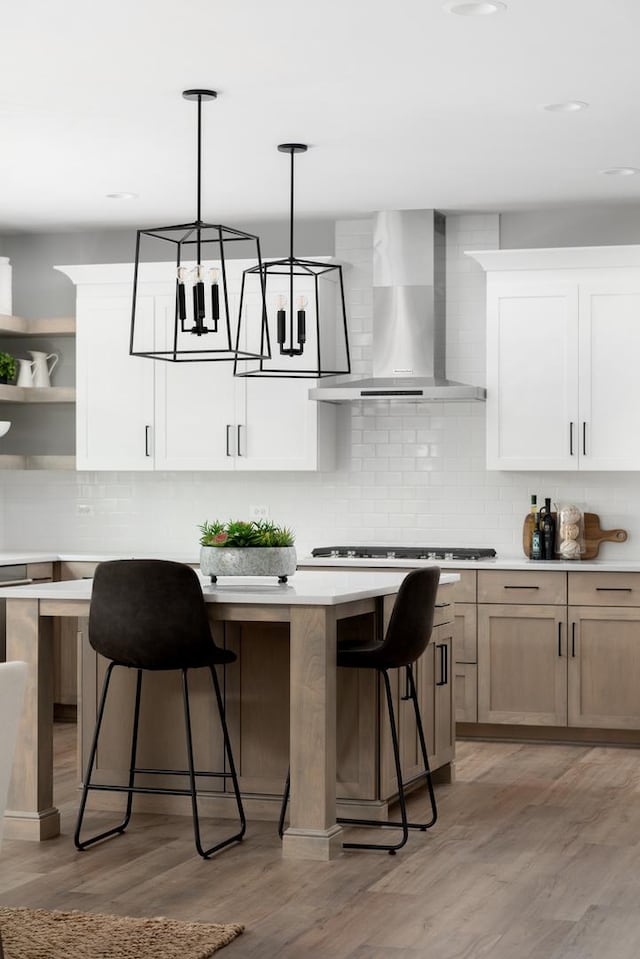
282,605,343,861
4,599,60,841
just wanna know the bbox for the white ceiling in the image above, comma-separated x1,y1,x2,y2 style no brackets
2,0,640,231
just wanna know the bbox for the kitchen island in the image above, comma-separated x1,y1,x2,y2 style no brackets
1,569,458,861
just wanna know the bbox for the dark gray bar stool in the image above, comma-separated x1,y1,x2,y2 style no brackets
279,566,440,854
74,559,245,859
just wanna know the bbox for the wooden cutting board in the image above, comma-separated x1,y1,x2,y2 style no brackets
522,512,628,560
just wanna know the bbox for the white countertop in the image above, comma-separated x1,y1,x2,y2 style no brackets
2,550,640,573
0,569,460,605
300,556,640,573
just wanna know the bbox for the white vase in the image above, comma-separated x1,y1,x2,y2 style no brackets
29,350,59,388
0,257,11,316
200,546,297,583
16,358,34,387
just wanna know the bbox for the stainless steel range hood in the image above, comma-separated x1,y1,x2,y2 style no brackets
309,210,486,402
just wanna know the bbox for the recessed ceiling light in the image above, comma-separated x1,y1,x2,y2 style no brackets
543,101,589,113
105,192,139,200
600,167,640,176
443,1,507,14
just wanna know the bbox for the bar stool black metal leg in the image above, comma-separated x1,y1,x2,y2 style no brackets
278,770,290,839
406,664,437,830
209,664,246,841
75,662,143,850
342,669,409,855
181,667,246,859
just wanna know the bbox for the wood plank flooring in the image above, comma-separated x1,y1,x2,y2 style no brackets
2,726,640,957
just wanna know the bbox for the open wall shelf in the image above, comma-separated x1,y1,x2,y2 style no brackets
0,455,75,470
0,384,75,403
0,315,75,337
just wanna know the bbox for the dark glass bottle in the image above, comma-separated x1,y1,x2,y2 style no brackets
530,495,542,560
541,497,556,560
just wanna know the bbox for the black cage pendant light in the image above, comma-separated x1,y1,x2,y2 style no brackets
233,143,351,378
129,90,270,363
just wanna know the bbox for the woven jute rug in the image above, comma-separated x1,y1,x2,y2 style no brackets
0,906,243,959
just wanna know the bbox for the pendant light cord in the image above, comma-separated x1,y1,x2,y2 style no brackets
289,146,295,262
196,94,203,265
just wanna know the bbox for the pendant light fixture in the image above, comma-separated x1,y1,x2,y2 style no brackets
233,143,351,378
129,90,270,363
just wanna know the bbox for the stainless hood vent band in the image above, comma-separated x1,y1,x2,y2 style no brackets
309,210,486,403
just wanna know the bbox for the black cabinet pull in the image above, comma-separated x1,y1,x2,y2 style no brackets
144,425,151,457
569,421,574,456
225,425,232,457
436,644,446,686
237,424,244,456
504,585,539,590
401,665,411,701
595,587,632,592
571,622,576,658
558,621,562,657
582,421,587,456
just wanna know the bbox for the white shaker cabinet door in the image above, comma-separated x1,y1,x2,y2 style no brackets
76,287,155,470
578,279,640,470
236,377,335,471
153,294,236,471
486,280,579,470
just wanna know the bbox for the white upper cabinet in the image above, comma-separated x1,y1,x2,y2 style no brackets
59,263,335,472
469,246,640,471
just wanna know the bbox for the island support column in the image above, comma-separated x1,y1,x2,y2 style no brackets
4,599,60,840
282,604,343,860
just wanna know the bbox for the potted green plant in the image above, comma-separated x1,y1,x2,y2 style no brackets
199,519,296,583
0,351,16,385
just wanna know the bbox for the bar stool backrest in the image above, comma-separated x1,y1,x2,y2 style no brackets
89,559,215,670
378,567,441,668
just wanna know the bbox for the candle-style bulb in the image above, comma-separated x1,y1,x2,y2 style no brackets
296,295,308,310
210,267,220,327
276,294,287,346
177,267,188,322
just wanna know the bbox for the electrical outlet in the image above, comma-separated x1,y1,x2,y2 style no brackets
249,504,269,520
76,503,94,516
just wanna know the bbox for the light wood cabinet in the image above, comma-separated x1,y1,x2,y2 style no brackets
477,604,567,725
455,662,477,723
470,247,640,471
454,602,477,663
567,606,640,730
478,569,567,605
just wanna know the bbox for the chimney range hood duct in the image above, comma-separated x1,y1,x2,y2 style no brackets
309,210,486,402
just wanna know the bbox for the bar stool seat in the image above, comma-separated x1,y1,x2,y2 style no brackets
74,559,245,860
279,567,440,854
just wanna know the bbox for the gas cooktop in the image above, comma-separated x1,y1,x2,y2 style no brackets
311,546,497,561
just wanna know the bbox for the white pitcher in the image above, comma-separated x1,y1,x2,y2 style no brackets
16,357,35,387
29,350,59,388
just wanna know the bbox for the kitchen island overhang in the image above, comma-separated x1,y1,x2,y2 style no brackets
1,569,459,861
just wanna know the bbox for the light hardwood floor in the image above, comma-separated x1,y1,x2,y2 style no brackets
2,726,640,958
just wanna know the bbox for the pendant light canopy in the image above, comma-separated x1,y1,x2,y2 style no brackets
129,90,269,363
233,143,351,379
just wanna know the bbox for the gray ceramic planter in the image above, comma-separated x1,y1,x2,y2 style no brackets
200,545,297,583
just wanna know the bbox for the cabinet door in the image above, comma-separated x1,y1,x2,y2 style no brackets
454,602,477,663
76,287,154,470
568,606,640,729
578,279,640,469
153,293,236,471
455,662,478,723
486,279,579,470
477,604,567,725
431,625,455,771
235,377,335,471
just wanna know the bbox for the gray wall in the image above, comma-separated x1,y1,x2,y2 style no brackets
500,202,640,249
1,218,336,318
